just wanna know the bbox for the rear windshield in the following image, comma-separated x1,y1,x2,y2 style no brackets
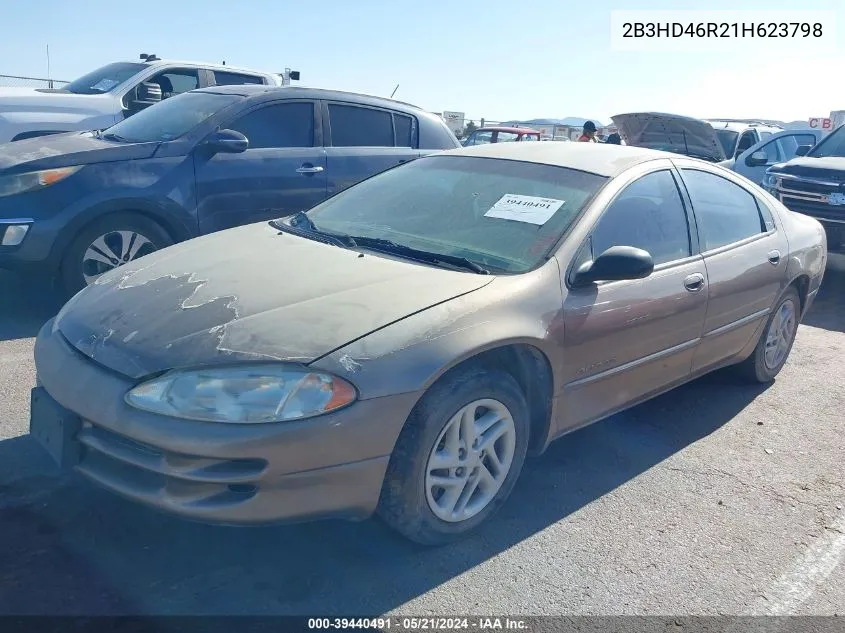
103,92,241,143
307,155,608,274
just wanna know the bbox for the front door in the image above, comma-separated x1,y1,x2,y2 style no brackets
323,101,419,196
673,162,790,372
194,100,327,234
559,168,709,429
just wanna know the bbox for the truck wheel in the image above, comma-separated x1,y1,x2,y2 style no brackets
60,213,172,295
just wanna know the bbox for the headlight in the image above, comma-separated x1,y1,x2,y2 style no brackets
0,166,82,198
125,364,357,423
763,172,779,189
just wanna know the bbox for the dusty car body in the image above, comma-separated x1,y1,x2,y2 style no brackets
31,143,827,544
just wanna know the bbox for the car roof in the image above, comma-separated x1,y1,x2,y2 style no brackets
193,85,427,112
135,59,273,75
706,119,782,133
476,126,541,134
445,142,678,177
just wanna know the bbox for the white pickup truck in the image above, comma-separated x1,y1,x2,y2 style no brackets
0,55,285,143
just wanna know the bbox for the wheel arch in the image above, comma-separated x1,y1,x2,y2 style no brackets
419,342,555,456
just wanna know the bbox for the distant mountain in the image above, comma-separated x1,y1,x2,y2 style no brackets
783,120,812,129
501,117,606,128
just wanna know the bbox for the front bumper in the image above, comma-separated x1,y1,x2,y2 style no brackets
32,319,421,525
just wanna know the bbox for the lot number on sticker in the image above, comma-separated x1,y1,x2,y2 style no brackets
484,194,565,226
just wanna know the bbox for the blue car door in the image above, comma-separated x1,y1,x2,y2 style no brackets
322,101,419,197
193,99,327,234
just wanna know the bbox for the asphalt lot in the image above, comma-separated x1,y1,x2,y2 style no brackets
0,260,843,617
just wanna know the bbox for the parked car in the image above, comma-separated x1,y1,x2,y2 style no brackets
462,126,541,146
611,113,781,163
0,86,459,292
0,55,285,143
765,123,845,252
30,143,826,544
729,128,823,185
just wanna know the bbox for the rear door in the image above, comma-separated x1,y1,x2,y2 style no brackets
323,101,419,196
559,164,709,428
194,99,326,234
673,160,789,372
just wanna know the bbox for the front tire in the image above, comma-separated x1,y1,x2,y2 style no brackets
60,213,173,295
737,286,800,383
378,367,530,545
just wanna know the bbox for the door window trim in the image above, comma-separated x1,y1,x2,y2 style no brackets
218,99,321,148
674,165,778,256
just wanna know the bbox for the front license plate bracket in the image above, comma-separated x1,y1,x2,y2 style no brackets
30,387,82,468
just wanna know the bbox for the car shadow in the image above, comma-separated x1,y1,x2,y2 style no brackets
0,371,769,616
0,271,63,341
801,263,845,333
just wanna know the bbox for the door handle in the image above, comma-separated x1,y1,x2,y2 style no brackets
767,250,781,265
683,273,705,292
296,165,324,174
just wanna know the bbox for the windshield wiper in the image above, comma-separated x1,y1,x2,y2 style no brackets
101,132,129,143
348,235,490,274
270,212,356,248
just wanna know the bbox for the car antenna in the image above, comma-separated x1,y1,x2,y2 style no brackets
682,130,689,156
390,84,399,99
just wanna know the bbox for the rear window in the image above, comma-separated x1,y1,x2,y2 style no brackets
329,104,393,147
214,71,265,86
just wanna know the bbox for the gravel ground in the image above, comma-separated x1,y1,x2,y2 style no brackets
0,260,843,617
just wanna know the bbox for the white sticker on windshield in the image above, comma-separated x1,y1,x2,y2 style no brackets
483,194,565,226
91,78,119,91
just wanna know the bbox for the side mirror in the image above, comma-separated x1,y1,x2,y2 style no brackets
572,245,654,286
202,129,249,154
746,150,769,167
128,82,162,113
795,144,812,157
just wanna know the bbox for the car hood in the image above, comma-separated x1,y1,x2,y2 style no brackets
611,112,726,162
769,156,845,180
54,222,495,379
0,86,111,113
0,131,159,173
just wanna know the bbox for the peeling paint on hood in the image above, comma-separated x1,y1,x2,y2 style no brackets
55,222,494,379
611,112,726,162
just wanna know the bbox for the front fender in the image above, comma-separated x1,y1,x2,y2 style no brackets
309,261,565,401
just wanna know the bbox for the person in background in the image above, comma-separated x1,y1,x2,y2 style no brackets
578,121,598,142
605,132,622,145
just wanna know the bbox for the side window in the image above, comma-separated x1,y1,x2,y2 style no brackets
736,131,756,155
681,169,767,251
228,102,314,149
497,132,520,143
591,170,691,266
149,69,199,99
776,134,817,161
329,104,393,147
393,113,414,147
213,71,265,86
760,140,781,164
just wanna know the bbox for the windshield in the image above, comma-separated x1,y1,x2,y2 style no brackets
65,62,146,95
305,155,608,274
103,91,241,143
808,125,845,158
715,129,738,157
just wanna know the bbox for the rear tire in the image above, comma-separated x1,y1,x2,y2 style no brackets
60,213,172,295
736,286,800,383
378,367,529,545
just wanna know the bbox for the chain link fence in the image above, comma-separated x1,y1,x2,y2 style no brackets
0,74,69,89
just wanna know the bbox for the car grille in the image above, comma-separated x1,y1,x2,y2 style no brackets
776,176,845,224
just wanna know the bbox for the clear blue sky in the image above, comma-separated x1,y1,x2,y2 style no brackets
2,0,843,124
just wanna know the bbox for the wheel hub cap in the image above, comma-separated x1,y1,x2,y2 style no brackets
424,398,516,523
764,299,796,370
82,230,156,285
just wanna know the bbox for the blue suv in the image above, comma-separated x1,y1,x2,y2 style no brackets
0,86,459,292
